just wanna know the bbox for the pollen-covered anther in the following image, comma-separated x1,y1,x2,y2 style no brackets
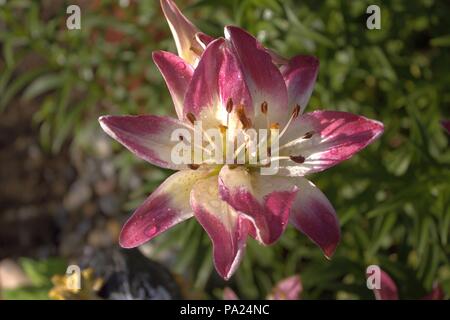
270,122,280,130
186,112,197,125
219,124,228,134
289,155,305,163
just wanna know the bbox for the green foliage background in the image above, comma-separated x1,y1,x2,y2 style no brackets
1,0,449,299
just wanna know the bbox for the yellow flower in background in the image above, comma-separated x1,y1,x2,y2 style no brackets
49,268,103,300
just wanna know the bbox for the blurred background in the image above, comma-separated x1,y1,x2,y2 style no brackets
0,0,449,300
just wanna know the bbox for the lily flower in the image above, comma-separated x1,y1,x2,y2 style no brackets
442,120,450,134
99,4,384,280
367,268,444,300
224,275,302,300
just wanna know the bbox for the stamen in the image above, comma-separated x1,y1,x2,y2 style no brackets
303,130,315,139
260,155,290,165
226,98,234,113
186,112,196,125
261,101,268,114
270,122,280,130
279,104,301,139
179,135,184,141
234,141,247,160
181,113,214,158
277,130,316,152
236,104,252,129
188,164,200,170
226,98,233,128
292,104,301,119
261,101,270,130
289,155,305,163
218,124,228,134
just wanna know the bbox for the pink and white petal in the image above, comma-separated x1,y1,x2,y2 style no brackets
370,269,399,300
160,0,201,65
223,287,239,300
153,51,193,119
218,44,253,116
120,169,209,248
224,26,288,125
218,166,298,245
195,32,215,49
99,115,189,170
441,120,450,134
183,38,224,117
289,178,340,258
278,111,384,176
281,55,319,114
184,38,253,127
422,283,444,300
268,275,302,300
191,175,251,280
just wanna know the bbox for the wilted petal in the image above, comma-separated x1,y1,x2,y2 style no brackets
99,115,189,170
268,275,302,300
153,51,193,119
281,55,319,114
371,269,399,300
278,111,384,176
191,175,251,280
218,166,298,245
225,26,288,125
120,169,208,248
441,120,450,134
289,178,340,258
160,0,202,65
223,287,239,300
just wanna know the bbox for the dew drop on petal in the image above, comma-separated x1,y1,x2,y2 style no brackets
144,225,158,237
176,61,186,71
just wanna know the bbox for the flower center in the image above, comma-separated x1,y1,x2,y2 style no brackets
180,100,315,170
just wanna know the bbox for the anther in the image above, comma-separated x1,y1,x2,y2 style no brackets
270,122,280,130
303,131,315,139
261,101,268,114
289,155,305,163
226,98,233,113
278,105,301,139
188,164,200,170
219,124,228,134
179,135,184,141
186,112,196,125
292,104,301,119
